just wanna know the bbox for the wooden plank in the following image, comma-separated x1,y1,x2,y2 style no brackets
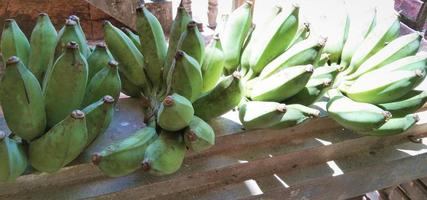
399,181,427,200
240,153,427,200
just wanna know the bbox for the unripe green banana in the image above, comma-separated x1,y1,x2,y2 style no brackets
136,5,168,89
0,133,28,182
0,56,46,141
29,110,88,173
171,51,203,102
259,37,325,79
313,53,330,67
83,60,121,107
322,10,349,63
55,19,90,60
345,69,426,104
92,127,157,177
344,12,400,75
271,104,320,129
361,114,419,136
1,19,30,66
201,35,225,92
239,101,287,130
119,71,142,98
157,93,194,131
163,5,192,83
251,65,314,102
177,21,205,64
378,90,427,117
43,42,88,128
326,89,392,131
193,73,243,121
184,116,215,152
288,22,310,49
103,21,149,91
360,52,427,75
121,27,141,50
221,0,253,72
28,13,58,83
347,32,422,80
67,15,89,54
249,4,299,74
312,64,340,79
83,95,115,146
284,77,332,106
86,43,114,80
142,131,186,176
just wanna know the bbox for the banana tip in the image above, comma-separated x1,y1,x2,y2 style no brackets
232,71,242,79
163,96,175,107
323,79,333,87
96,43,106,48
71,110,85,119
38,13,48,17
276,104,287,113
305,65,314,73
102,20,111,27
92,153,102,165
187,21,197,29
4,19,14,23
175,51,185,60
141,160,151,171
412,114,420,123
383,111,392,121
65,19,77,26
185,130,197,142
103,95,115,104
415,69,426,77
68,15,80,22
6,56,20,65
108,60,119,68
66,41,79,49
0,131,6,140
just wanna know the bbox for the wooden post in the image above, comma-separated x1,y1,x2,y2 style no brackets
208,0,218,28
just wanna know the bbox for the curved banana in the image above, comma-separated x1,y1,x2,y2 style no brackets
83,95,115,146
184,116,215,152
1,19,30,66
92,127,157,177
285,77,332,106
54,19,89,60
0,134,28,182
378,90,427,117
121,27,141,50
157,93,194,131
363,53,427,75
312,64,340,79
239,101,287,130
177,21,205,64
0,56,46,141
313,53,330,67
86,43,114,80
288,22,310,49
361,114,419,136
201,35,225,92
67,15,89,56
321,8,349,64
271,104,320,129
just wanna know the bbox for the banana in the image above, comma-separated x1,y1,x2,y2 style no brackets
83,60,121,107
321,8,350,64
239,101,287,130
362,53,427,75
1,19,30,66
284,77,332,106
313,53,330,67
177,21,205,64
43,42,88,128
83,95,115,146
259,37,325,79
171,51,203,102
344,12,400,75
92,127,157,177
121,27,141,50
251,65,314,102
28,13,58,83
103,21,149,91
346,32,422,80
271,104,320,129
0,56,46,141
136,5,168,89
201,35,225,92
29,110,88,173
119,71,142,98
221,0,253,73
0,133,28,182
345,69,426,104
184,116,215,152
163,4,192,83
157,93,194,131
326,89,392,131
361,114,419,136
378,90,427,117
86,43,114,80
249,4,299,74
67,15,89,55
142,130,186,176
312,64,340,79
193,73,243,121
288,22,310,49
54,19,90,60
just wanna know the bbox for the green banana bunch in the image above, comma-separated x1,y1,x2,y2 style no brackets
239,101,287,130
83,95,115,146
346,32,422,80
249,4,299,74
54,19,90,60
171,51,203,102
83,60,121,107
86,43,114,80
163,4,192,83
0,133,28,182
378,90,427,117
259,37,325,79
136,5,168,89
193,73,243,121
0,56,46,141
201,35,225,92
119,71,143,98
157,93,194,131
29,110,88,173
184,116,215,152
270,104,320,129
221,0,253,73
361,114,419,136
142,131,186,176
92,127,157,177
251,65,314,102
1,19,30,66
28,13,57,82
284,77,332,106
345,69,426,104
177,21,205,64
43,42,88,128
121,27,141,50
103,21,149,91
326,89,392,131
